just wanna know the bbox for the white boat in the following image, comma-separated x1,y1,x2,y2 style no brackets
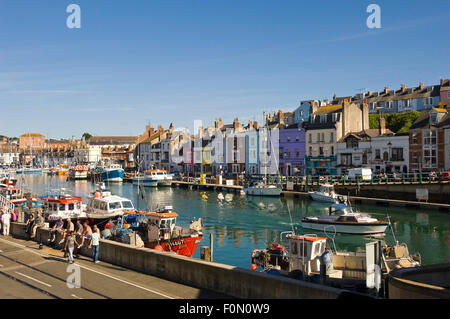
143,169,172,186
243,183,282,196
308,184,347,204
85,185,135,223
132,171,159,187
68,165,89,180
42,189,87,223
301,204,389,235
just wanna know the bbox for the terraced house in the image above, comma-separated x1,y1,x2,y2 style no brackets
304,100,369,176
409,108,447,173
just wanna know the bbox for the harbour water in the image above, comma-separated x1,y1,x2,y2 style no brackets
19,174,450,269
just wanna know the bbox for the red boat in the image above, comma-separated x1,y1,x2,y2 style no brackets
114,206,203,258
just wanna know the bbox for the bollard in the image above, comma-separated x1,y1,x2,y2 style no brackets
420,172,423,184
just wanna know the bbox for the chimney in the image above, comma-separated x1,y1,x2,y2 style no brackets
378,110,386,136
248,120,253,129
384,86,389,94
215,118,224,130
279,110,285,125
169,123,174,133
441,79,445,86
401,84,406,92
233,118,239,130
419,82,424,90
333,94,337,100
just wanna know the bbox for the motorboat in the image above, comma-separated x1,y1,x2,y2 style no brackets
42,189,86,223
85,184,135,224
250,232,421,295
308,184,347,204
243,182,282,197
68,165,89,180
0,184,38,208
0,171,17,186
142,169,172,186
132,171,158,187
301,204,389,235
110,206,203,257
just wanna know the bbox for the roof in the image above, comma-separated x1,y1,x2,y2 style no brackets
338,129,394,142
20,133,44,137
314,105,342,115
410,108,448,130
88,136,138,146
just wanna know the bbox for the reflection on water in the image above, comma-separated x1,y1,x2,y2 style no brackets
18,175,450,268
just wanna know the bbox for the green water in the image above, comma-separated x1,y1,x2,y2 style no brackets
19,175,450,269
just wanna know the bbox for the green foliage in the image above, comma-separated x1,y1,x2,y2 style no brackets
82,132,92,141
369,111,421,134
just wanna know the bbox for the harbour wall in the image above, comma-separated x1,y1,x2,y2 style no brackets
10,222,346,299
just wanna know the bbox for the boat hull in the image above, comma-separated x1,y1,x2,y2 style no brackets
69,171,88,180
156,179,172,187
301,220,389,235
132,177,158,187
244,186,282,196
309,192,339,203
145,235,203,257
101,169,124,182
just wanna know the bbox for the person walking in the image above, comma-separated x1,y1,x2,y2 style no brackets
89,224,100,263
1,210,11,236
64,231,79,264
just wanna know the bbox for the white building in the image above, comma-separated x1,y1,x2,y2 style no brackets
0,152,20,165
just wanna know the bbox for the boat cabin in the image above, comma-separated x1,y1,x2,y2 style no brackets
318,184,335,195
42,191,84,221
87,190,135,215
286,234,328,275
144,170,168,178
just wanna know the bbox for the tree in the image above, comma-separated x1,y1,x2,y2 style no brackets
82,133,92,141
369,111,421,134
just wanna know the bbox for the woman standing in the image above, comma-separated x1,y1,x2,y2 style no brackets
64,231,79,264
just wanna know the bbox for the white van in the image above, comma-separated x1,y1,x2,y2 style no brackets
347,168,372,181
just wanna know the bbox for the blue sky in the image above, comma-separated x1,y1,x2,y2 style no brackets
0,0,449,139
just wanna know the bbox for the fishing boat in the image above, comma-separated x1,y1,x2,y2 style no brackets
250,232,421,295
243,182,282,196
301,204,389,236
85,185,135,224
131,172,158,187
308,184,347,204
142,169,172,186
57,164,69,176
100,163,125,182
42,189,86,223
110,206,203,257
68,165,89,180
0,171,17,186
0,184,38,208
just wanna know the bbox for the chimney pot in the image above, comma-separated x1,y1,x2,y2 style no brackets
419,82,424,89
384,86,389,94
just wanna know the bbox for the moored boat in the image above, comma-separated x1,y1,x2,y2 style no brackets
110,206,203,257
85,185,135,224
308,184,347,204
143,169,172,186
301,203,389,235
42,189,86,223
131,172,158,187
0,184,38,208
100,163,124,182
68,165,89,180
250,232,421,295
243,183,282,196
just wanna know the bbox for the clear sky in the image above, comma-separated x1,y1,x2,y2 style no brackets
0,0,449,139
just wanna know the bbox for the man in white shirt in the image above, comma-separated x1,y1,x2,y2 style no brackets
1,211,11,236
89,224,101,263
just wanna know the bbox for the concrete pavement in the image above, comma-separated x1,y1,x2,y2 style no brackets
0,235,230,299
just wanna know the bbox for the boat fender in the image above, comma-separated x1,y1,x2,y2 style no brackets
251,264,258,271
154,244,164,251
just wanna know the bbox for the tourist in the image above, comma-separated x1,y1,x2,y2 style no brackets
64,230,79,264
59,218,74,244
48,217,64,243
24,214,35,238
0,209,3,233
89,224,100,263
1,210,11,236
31,213,45,239
77,221,92,249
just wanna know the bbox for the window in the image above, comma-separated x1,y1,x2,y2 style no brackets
411,133,418,144
341,154,352,167
423,97,433,105
424,149,437,167
319,147,324,156
308,134,312,143
317,133,320,143
330,132,334,143
391,148,403,161
68,203,74,211
383,151,389,161
309,147,312,156
346,138,359,149
411,152,418,164
423,130,437,145
295,149,300,158
59,204,66,211
287,137,290,142
295,136,299,142
448,91,450,99
331,146,334,156
386,101,392,109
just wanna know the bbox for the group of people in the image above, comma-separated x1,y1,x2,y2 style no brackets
23,214,101,264
48,217,101,264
